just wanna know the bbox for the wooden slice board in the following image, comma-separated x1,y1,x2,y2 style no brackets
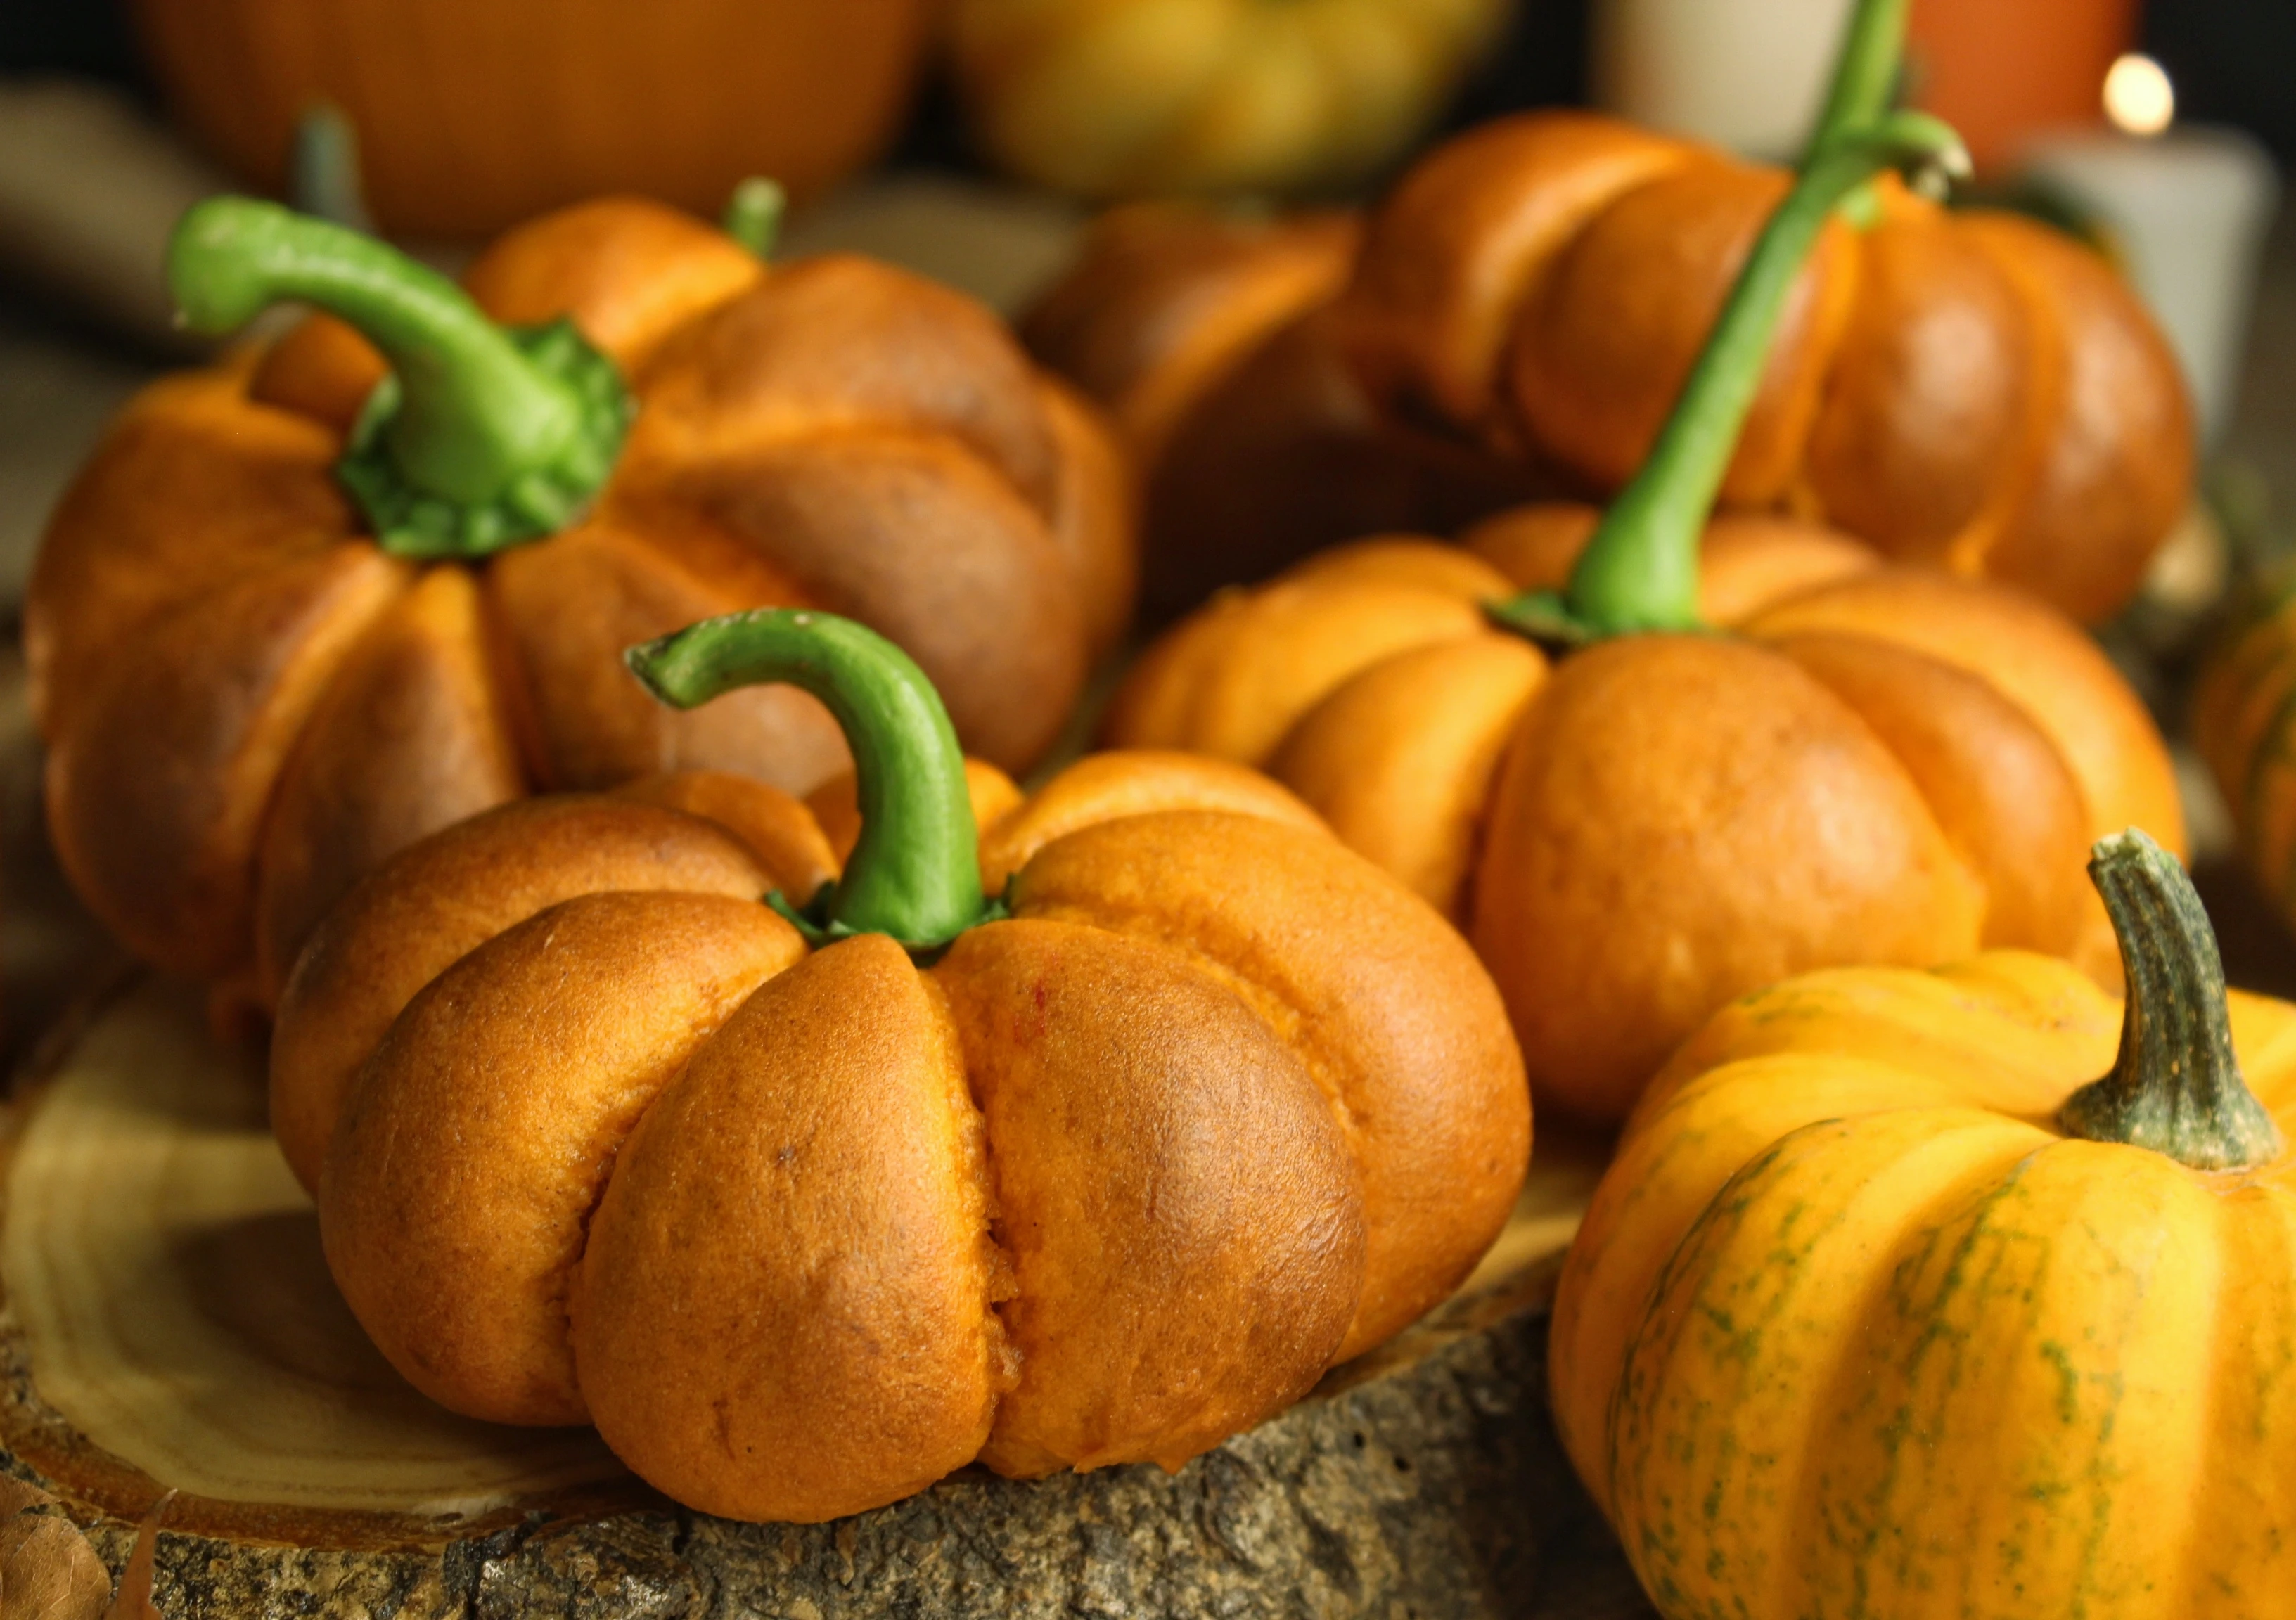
0,976,1655,1619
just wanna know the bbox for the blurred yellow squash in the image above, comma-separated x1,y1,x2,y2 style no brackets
950,0,1511,198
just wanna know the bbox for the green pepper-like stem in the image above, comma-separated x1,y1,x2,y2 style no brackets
625,610,991,953
168,196,628,558
722,177,787,259
1807,0,1908,159
288,105,373,233
1488,112,1969,644
2058,830,2285,1170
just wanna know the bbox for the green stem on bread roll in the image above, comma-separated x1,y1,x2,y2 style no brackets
626,609,995,954
168,195,629,559
1484,110,1970,646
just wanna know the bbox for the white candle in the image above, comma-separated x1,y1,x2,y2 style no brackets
2022,61,2281,447
1591,0,1856,160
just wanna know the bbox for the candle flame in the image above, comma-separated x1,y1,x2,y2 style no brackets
2104,53,2175,137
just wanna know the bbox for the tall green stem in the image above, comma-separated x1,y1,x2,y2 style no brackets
1807,0,1909,158
169,196,628,558
2059,831,2284,1171
1487,112,1968,645
625,611,992,953
721,177,787,259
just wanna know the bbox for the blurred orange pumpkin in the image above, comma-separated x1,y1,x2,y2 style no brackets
133,0,937,238
1021,202,1534,615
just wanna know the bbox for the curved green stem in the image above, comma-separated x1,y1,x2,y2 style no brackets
722,177,786,259
1807,0,1908,160
1487,111,1969,645
625,610,992,953
168,196,628,558
2059,830,2284,1171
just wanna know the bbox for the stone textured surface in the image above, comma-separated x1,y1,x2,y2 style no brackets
9,1275,1653,1619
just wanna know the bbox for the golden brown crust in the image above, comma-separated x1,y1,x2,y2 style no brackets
1802,207,2035,571
272,764,1525,1517
486,521,850,794
1470,636,1985,1119
1773,632,2091,956
252,567,529,998
626,254,1061,515
1339,110,1693,436
939,919,1362,1476
46,548,406,979
1269,635,1546,920
1101,577,1489,764
1506,160,1856,506
610,771,840,902
575,936,1002,1523
1743,569,2187,858
322,891,802,1424
632,432,1087,773
1021,205,1362,470
462,197,764,373
979,750,1326,895
1011,811,1530,1358
1326,112,2193,620
269,797,771,1192
1033,375,1139,662
1955,212,2197,622
36,198,1134,986
24,373,360,740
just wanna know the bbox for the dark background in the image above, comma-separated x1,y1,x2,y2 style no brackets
6,0,2292,174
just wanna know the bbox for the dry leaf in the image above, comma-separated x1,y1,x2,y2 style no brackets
98,1494,169,1620
0,1514,110,1620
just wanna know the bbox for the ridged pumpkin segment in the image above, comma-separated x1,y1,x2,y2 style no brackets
1556,832,2296,1620
1608,1110,2063,1615
1470,634,1984,1119
287,610,1527,1523
1019,205,1361,470
623,255,1060,515
1746,567,2186,984
1011,809,1530,1358
1278,534,1515,598
321,892,803,1425
37,188,1131,991
25,371,359,738
1269,634,1545,920
938,919,1361,1478
1774,630,2091,956
1957,211,2196,624
627,430,1088,773
975,751,1323,896
459,198,764,375
252,565,529,998
1506,158,1858,506
1746,568,2185,854
1034,375,1140,660
1105,577,1490,764
574,937,1002,1525
487,522,848,794
46,547,406,979
610,771,840,905
1339,110,1693,434
1802,202,2037,570
2193,575,2296,915
270,797,772,1192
